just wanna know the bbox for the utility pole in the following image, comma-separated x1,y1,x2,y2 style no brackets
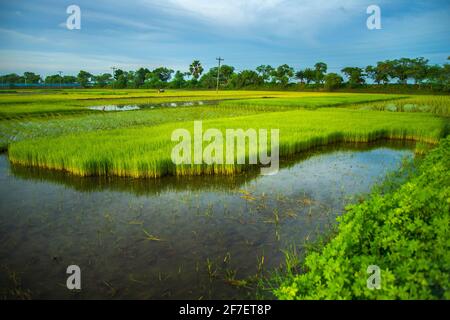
111,66,117,90
58,71,63,89
216,57,224,93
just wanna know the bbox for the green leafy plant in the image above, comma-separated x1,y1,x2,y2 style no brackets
275,137,450,299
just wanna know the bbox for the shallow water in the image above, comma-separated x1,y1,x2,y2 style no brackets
88,100,218,111
0,142,414,299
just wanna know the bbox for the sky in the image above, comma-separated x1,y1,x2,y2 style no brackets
0,0,449,76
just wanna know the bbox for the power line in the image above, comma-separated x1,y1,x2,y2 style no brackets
57,71,63,88
111,66,117,90
216,57,224,93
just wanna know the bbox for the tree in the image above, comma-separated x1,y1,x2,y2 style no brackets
426,64,450,89
113,69,124,80
144,71,161,88
295,70,306,84
152,67,174,82
200,65,235,88
391,58,411,84
441,63,450,89
408,57,429,85
189,60,204,80
314,62,327,84
341,67,366,87
125,71,136,88
170,71,187,88
366,65,381,84
114,74,128,89
23,72,41,84
62,75,77,84
218,65,235,81
424,65,440,85
44,74,62,84
303,68,315,85
77,70,93,87
374,61,392,84
0,73,23,84
324,73,343,91
95,73,113,87
271,64,294,86
230,70,263,88
256,65,275,83
135,68,150,87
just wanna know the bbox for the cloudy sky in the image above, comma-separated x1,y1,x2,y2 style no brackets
0,0,449,76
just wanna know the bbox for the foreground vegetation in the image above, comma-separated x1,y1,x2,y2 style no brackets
275,136,450,299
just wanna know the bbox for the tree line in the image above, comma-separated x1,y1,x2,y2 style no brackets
1,57,449,91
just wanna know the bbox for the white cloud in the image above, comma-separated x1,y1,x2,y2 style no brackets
0,28,48,43
0,50,185,75
84,11,165,32
144,0,369,39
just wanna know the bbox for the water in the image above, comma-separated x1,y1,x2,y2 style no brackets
0,142,414,299
88,100,218,112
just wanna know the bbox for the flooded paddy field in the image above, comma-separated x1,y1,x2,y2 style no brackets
0,141,415,299
87,100,220,112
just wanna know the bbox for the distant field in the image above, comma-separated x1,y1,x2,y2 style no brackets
352,95,450,116
0,90,404,118
2,89,449,177
0,89,284,118
219,93,405,109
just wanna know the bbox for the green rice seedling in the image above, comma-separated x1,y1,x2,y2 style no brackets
256,255,265,277
206,258,217,280
142,229,162,241
0,104,274,150
281,245,301,276
224,269,249,288
0,89,313,118
8,108,447,178
218,93,405,110
223,252,231,264
351,95,450,116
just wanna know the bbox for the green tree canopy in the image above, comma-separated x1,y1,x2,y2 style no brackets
189,60,204,80
324,73,343,91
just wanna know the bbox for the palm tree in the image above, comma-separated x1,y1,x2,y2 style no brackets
189,60,204,80
314,62,328,84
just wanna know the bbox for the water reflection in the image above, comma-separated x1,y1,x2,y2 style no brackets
0,141,415,299
87,100,217,112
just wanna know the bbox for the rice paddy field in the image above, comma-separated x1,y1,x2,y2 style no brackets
0,89,449,299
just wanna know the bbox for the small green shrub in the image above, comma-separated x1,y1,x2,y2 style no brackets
275,136,450,299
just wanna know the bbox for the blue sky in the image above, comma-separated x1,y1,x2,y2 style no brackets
0,0,449,76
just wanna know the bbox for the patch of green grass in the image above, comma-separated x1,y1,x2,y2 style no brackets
0,90,405,118
274,136,450,300
0,89,291,118
8,108,446,178
219,93,405,109
353,95,450,116
0,105,267,150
